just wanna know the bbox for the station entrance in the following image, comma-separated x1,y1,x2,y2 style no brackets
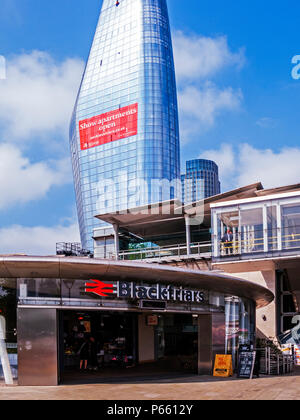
59,310,199,384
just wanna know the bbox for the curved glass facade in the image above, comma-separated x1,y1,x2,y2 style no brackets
181,159,221,204
70,0,181,251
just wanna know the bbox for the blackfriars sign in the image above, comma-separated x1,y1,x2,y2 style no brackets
85,279,205,304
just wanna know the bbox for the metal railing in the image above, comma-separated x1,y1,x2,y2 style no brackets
56,242,93,258
258,347,294,375
217,229,300,258
118,242,212,261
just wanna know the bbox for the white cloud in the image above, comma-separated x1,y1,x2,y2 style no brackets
178,83,243,142
237,144,300,188
0,143,72,209
172,31,245,143
0,222,80,256
173,31,245,82
256,117,278,128
0,51,84,141
200,143,300,191
201,143,235,179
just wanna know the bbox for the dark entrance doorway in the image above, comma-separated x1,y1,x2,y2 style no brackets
155,314,198,373
58,310,199,384
59,310,138,383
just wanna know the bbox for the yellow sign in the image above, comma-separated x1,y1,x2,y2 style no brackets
83,321,91,333
213,355,233,377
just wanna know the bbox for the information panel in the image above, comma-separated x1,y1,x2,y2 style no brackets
79,103,138,150
237,351,256,379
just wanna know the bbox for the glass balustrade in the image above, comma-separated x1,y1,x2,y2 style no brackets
212,195,300,260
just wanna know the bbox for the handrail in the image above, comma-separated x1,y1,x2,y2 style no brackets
257,347,294,375
217,229,300,257
118,230,300,261
118,242,212,261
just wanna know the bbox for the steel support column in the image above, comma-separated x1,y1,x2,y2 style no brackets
113,224,120,260
185,215,191,257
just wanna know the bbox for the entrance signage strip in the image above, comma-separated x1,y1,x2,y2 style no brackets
85,280,205,304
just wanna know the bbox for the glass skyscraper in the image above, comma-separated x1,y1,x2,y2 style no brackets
70,0,180,251
181,159,221,204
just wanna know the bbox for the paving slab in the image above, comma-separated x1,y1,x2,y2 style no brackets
0,371,300,400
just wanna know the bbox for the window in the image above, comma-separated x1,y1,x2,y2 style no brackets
281,204,300,249
267,206,278,251
240,208,264,253
216,210,239,256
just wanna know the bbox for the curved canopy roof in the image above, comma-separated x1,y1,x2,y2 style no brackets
0,256,273,308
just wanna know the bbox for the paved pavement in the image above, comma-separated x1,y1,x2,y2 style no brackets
0,370,300,400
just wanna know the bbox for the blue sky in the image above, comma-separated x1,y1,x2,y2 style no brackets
0,0,299,254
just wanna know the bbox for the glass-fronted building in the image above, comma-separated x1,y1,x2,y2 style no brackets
181,159,221,204
211,190,300,260
70,0,181,251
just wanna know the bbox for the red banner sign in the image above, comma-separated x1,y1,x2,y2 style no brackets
79,103,138,151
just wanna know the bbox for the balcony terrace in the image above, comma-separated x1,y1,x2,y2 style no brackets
211,188,300,263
